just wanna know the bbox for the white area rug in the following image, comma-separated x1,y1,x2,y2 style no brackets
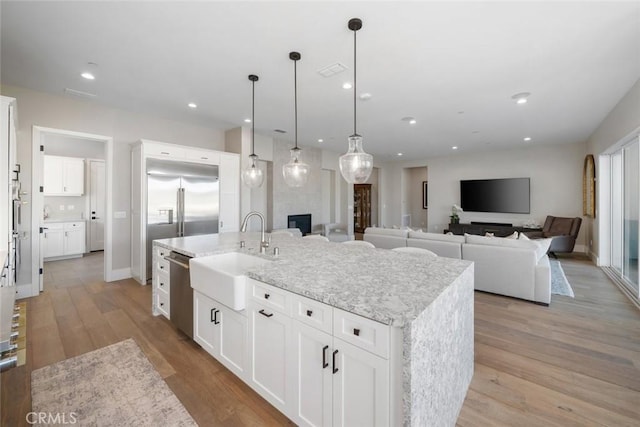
549,258,575,297
31,338,196,426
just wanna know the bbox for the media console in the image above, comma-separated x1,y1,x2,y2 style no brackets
446,222,541,237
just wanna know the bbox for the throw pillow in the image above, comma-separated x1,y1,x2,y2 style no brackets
485,232,495,237
519,233,530,240
446,231,454,236
505,231,519,239
533,238,553,261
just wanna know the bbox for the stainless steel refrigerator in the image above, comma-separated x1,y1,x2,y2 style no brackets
146,158,219,281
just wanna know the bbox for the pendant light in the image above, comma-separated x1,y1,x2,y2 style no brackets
339,18,373,184
241,74,265,188
283,51,310,187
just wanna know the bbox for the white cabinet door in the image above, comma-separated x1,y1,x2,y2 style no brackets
63,158,84,195
43,155,84,195
194,291,218,354
43,229,64,258
219,153,240,232
43,156,64,194
63,222,86,255
248,301,294,414
217,304,247,379
292,321,333,427
332,337,389,427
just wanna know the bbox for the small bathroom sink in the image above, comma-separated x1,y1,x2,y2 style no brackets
190,252,270,310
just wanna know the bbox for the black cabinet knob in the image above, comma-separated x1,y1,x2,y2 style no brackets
264,293,270,299
306,310,313,317
353,328,360,336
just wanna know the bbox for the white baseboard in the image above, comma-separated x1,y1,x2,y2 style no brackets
574,244,587,253
107,267,132,282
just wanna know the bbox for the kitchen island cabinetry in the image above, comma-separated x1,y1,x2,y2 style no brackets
194,290,247,379
153,233,474,426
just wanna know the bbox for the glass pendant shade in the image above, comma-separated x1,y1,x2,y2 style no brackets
241,154,264,188
339,135,373,184
283,147,310,187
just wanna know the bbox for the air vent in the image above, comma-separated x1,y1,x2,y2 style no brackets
274,129,287,134
64,88,96,98
317,63,348,77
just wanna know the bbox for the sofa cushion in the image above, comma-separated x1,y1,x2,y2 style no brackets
465,233,538,250
364,227,409,238
408,231,465,243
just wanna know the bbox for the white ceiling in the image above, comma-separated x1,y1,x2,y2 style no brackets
2,1,639,160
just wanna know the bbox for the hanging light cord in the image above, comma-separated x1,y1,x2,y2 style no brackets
251,79,256,156
294,57,298,149
353,27,357,137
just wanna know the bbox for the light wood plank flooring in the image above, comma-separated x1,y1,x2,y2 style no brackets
2,252,639,426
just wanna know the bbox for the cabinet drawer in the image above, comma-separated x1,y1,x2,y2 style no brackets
292,294,332,334
333,308,389,359
248,279,291,315
185,148,220,164
64,221,85,230
156,290,170,318
156,256,170,274
155,270,170,294
44,223,64,230
154,246,170,261
145,143,186,158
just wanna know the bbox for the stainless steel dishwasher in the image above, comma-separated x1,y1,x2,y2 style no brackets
165,251,193,338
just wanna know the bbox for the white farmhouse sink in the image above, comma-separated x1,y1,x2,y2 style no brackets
190,252,271,310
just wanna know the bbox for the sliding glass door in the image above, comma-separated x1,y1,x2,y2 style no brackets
610,139,639,297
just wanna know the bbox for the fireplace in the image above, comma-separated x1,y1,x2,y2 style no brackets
288,214,312,236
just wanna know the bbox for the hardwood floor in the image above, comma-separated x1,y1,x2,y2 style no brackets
2,252,639,426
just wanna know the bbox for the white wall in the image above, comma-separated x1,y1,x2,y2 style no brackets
1,84,226,286
586,79,640,260
381,142,587,248
406,167,427,230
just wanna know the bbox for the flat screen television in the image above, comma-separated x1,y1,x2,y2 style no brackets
460,178,530,214
287,214,312,235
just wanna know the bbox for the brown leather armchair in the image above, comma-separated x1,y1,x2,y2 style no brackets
525,216,582,255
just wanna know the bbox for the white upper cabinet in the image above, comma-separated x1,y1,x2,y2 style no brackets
219,153,240,232
43,155,84,196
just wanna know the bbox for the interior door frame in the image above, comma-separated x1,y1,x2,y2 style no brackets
31,126,114,296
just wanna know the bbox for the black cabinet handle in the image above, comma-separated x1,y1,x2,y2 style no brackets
213,309,220,325
264,293,270,299
353,328,360,336
322,345,329,369
332,350,339,374
306,309,313,317
259,309,273,318
211,308,216,323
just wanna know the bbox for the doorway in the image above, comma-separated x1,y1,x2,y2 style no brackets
31,126,113,296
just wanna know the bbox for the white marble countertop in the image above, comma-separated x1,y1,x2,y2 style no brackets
154,233,473,327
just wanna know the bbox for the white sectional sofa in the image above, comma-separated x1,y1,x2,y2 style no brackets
362,227,409,249
363,227,552,305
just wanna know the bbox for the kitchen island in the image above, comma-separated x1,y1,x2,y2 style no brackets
152,232,474,426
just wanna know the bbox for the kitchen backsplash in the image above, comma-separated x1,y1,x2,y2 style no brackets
44,196,86,220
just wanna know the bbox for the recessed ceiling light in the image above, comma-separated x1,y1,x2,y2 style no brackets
397,152,403,156
409,119,417,125
452,146,458,150
244,118,251,123
81,72,95,80
187,102,197,109
524,137,532,141
342,82,352,90
317,139,323,143
511,92,530,104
